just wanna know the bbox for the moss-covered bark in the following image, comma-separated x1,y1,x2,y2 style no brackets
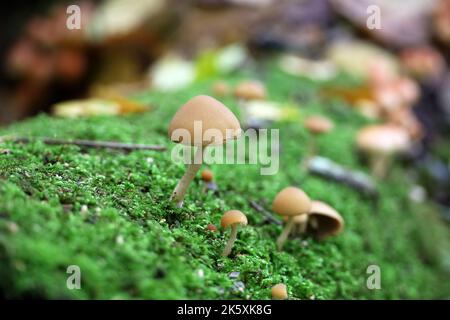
0,67,449,299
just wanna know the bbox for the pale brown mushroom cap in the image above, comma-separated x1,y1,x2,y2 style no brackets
272,187,311,217
168,95,241,146
304,115,335,134
356,124,411,155
221,210,248,229
271,283,288,300
307,200,344,240
234,81,267,100
212,81,230,97
201,169,214,182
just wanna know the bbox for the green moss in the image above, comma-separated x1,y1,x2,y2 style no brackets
0,65,449,299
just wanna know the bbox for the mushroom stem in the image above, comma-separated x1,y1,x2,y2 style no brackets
310,216,319,229
277,216,295,250
298,220,307,233
237,99,249,126
307,135,317,157
370,154,390,179
222,224,238,257
171,146,205,207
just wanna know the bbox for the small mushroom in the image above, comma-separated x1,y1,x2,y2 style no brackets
356,124,411,179
234,80,267,101
271,283,288,300
372,77,419,114
304,115,334,156
201,169,217,193
206,223,218,232
212,81,230,97
272,187,312,250
221,210,248,257
307,201,344,240
168,95,241,207
201,169,214,182
387,107,423,140
400,46,446,81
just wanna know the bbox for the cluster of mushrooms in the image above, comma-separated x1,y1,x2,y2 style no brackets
166,75,415,297
303,114,413,180
167,91,346,299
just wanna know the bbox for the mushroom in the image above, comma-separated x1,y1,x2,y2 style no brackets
304,115,334,156
307,201,344,240
201,169,214,182
400,46,446,81
272,187,312,250
234,80,267,101
221,210,248,257
201,168,217,193
356,124,411,179
212,81,230,97
284,214,309,235
233,80,267,126
168,95,241,207
271,283,288,300
387,107,423,141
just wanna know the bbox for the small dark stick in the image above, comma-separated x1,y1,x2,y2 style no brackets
0,136,166,152
306,156,378,198
249,200,282,226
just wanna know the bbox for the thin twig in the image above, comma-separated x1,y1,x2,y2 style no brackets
0,136,166,152
249,200,282,225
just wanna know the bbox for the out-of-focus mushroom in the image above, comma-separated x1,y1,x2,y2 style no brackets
372,77,419,115
234,80,267,101
168,95,241,207
395,77,420,106
387,107,423,141
221,210,248,257
400,47,446,82
327,40,399,80
307,201,344,240
271,283,288,300
433,0,450,46
304,115,334,156
272,187,311,250
356,124,411,179
201,168,217,193
201,169,214,182
212,81,230,97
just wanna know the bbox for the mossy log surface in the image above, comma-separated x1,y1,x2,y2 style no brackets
0,66,449,299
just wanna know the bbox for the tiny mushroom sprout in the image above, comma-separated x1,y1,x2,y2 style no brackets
271,283,288,300
201,169,214,182
307,201,344,240
168,95,241,207
234,80,267,101
356,124,411,179
272,187,312,250
212,81,230,97
304,115,334,156
200,168,217,193
221,210,248,257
